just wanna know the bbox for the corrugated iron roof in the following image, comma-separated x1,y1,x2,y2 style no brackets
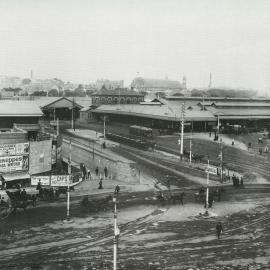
0,101,43,117
93,104,216,122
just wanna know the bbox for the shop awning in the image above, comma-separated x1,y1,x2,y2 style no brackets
2,172,30,182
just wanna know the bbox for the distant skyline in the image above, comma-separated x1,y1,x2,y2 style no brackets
0,0,270,94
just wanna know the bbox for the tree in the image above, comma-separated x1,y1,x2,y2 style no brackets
22,78,31,85
191,89,206,97
31,91,47,96
74,84,86,97
48,89,59,97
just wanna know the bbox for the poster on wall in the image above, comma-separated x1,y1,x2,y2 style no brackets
0,143,29,156
31,175,51,186
51,175,72,186
0,155,29,172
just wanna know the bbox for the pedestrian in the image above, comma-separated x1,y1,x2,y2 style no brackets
36,180,42,191
240,176,243,186
87,169,91,180
81,163,87,180
232,138,234,146
209,132,211,137
216,222,223,239
208,194,214,208
259,148,262,155
0,176,6,190
95,166,99,179
21,189,27,201
248,142,252,151
98,179,103,189
104,166,108,179
167,179,170,191
115,185,120,195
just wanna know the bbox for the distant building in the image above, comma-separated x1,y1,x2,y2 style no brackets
91,87,144,106
96,79,124,90
131,77,184,94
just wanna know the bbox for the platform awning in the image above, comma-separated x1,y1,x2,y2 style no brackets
2,172,30,182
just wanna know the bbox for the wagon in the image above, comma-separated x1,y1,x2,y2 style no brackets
0,188,38,219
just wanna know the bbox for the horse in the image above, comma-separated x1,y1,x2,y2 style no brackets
169,192,186,205
192,153,204,163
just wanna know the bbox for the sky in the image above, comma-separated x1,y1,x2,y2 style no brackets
0,0,270,93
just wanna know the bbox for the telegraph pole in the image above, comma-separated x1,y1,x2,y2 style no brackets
67,140,72,220
219,138,223,183
189,137,192,165
180,102,185,160
103,115,106,140
71,105,74,130
205,159,210,215
113,197,120,270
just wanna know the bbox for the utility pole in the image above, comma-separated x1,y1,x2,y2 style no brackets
56,118,59,137
217,113,220,136
67,140,72,220
189,137,192,165
103,115,106,140
113,197,120,270
73,98,75,131
219,138,223,183
205,159,210,215
71,102,74,130
180,102,185,160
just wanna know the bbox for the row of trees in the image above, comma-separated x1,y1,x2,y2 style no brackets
191,88,257,98
31,85,95,97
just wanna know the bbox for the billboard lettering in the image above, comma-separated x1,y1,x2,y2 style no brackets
0,155,29,172
0,143,29,156
31,175,51,186
51,175,72,187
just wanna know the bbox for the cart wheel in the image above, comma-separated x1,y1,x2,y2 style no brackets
0,205,10,220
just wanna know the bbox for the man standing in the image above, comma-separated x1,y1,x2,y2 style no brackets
95,166,99,180
104,166,108,179
216,222,223,239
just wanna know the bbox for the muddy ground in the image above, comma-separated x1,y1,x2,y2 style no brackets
0,186,270,270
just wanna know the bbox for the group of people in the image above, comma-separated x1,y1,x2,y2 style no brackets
232,174,243,187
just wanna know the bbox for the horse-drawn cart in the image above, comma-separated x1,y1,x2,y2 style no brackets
0,188,38,219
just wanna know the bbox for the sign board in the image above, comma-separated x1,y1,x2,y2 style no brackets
51,175,72,187
0,143,29,156
0,155,29,172
205,165,218,175
31,175,51,186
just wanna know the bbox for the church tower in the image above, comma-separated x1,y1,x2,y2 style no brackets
182,75,187,89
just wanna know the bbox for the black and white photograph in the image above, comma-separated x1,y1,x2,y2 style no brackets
0,0,270,269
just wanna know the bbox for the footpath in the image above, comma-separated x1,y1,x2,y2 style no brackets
63,129,162,199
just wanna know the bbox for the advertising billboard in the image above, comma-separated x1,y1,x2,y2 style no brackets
31,175,51,186
51,175,72,187
0,143,29,156
0,155,29,172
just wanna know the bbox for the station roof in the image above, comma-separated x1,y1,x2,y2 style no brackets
211,102,270,107
92,104,216,122
208,107,270,119
0,100,43,117
35,97,83,109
